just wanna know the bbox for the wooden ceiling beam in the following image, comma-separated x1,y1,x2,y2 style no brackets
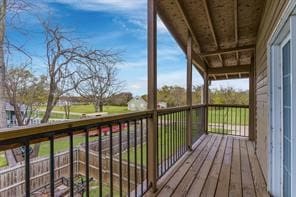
209,74,249,81
202,0,223,66
199,45,255,56
208,64,251,75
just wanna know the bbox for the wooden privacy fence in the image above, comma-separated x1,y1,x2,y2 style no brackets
78,148,147,194
0,150,79,197
0,147,147,196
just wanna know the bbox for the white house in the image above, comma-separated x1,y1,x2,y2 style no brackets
127,97,147,111
157,102,167,109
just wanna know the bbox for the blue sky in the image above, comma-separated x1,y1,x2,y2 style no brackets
7,0,248,96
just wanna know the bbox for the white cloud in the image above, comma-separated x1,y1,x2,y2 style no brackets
118,59,147,69
50,0,146,12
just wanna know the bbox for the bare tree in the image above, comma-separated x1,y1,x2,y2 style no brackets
0,0,33,129
62,94,72,119
41,23,89,123
5,66,47,126
76,52,123,112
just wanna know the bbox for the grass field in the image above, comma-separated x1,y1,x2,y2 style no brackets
38,112,82,119
208,107,249,125
39,105,129,117
122,126,187,166
38,135,98,157
0,152,7,167
76,175,120,197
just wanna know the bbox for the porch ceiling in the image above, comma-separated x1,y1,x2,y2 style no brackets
157,0,266,80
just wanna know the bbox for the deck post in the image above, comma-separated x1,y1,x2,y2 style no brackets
186,34,193,150
147,0,158,192
249,58,255,140
203,73,209,134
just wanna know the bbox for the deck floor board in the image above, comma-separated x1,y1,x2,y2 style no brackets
154,134,269,197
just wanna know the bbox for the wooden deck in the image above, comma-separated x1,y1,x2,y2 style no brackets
152,134,269,197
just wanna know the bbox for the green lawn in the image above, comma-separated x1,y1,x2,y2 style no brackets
86,182,120,197
38,135,98,157
39,105,129,116
77,175,120,197
38,111,81,120
208,107,249,125
122,126,186,166
0,152,7,167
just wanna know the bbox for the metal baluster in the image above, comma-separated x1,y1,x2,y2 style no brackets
134,120,137,197
98,127,103,197
240,107,242,136
119,123,123,197
140,119,144,195
50,136,55,197
145,118,149,191
25,142,30,197
160,114,163,174
69,133,74,197
127,121,130,195
85,129,90,197
110,125,113,197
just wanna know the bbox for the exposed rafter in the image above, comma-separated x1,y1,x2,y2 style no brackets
202,0,223,66
175,0,209,72
175,0,201,52
199,45,255,57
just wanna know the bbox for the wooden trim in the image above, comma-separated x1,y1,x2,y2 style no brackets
147,0,158,191
208,65,251,75
187,35,193,150
200,45,255,57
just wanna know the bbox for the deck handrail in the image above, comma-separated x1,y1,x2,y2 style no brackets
0,105,209,144
0,110,153,146
207,104,249,108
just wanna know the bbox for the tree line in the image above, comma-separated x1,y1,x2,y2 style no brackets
144,85,249,107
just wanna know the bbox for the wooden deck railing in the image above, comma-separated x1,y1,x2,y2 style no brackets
0,104,249,196
0,111,153,197
207,104,249,137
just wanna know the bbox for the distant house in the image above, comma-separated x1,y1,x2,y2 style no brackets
5,103,26,127
127,97,147,111
157,102,167,109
